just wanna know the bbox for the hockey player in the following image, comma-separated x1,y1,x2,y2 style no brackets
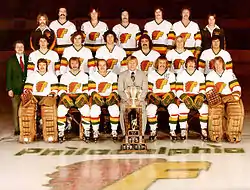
89,59,119,142
95,30,127,75
30,13,56,51
176,56,208,141
166,35,194,75
113,9,141,57
205,56,243,142
170,7,201,59
144,7,173,55
60,31,95,75
146,56,178,141
132,34,160,74
57,57,90,143
27,35,60,76
198,35,232,75
81,8,108,55
49,7,77,56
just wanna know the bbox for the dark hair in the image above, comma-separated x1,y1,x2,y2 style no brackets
185,56,197,67
88,7,100,18
13,40,25,49
154,6,164,14
208,13,216,20
38,35,49,43
37,58,48,71
211,35,220,42
69,57,81,69
181,6,191,15
103,30,118,43
70,31,85,43
138,33,153,50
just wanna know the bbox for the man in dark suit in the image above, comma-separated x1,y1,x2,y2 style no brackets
6,40,28,135
118,56,148,136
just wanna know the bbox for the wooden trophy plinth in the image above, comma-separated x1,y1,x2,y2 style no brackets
120,104,147,153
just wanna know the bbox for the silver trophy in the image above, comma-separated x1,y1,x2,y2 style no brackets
125,86,142,108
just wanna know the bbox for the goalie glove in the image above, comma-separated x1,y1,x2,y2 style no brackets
60,93,74,108
222,93,239,103
193,93,205,110
180,93,194,109
91,91,105,106
75,93,89,108
106,92,119,106
146,92,161,105
161,92,175,107
39,96,56,106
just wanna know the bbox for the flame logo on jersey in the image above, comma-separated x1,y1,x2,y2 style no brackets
120,33,131,44
107,59,118,69
46,59,51,65
185,81,197,92
209,59,215,69
152,31,164,40
215,82,226,93
89,32,100,41
69,82,81,93
98,82,111,93
78,58,84,64
180,32,191,42
173,59,185,69
156,79,168,89
44,31,51,38
141,60,153,71
36,81,48,92
57,28,68,38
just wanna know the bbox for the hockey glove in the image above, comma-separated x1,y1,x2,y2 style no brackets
75,93,89,108
193,93,205,110
180,93,194,109
161,92,175,107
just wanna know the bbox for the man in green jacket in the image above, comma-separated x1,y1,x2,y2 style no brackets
6,40,28,135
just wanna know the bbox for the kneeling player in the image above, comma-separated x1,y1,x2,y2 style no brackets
20,58,58,143
146,56,178,141
57,57,90,143
206,56,243,142
89,59,119,142
176,56,208,141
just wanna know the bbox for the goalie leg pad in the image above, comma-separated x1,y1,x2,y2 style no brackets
18,101,37,143
208,104,225,142
225,99,244,143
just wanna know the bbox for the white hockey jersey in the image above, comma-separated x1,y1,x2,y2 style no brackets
24,71,58,96
49,20,76,46
113,23,140,50
176,69,205,98
132,49,160,73
88,71,118,97
58,70,89,96
166,49,194,74
148,69,176,95
172,21,201,50
198,48,233,74
27,49,60,76
60,45,95,74
95,45,127,74
206,70,241,96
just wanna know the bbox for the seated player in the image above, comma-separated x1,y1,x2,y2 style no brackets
20,58,58,143
146,56,178,141
57,57,90,143
88,59,119,142
205,56,244,142
176,56,208,141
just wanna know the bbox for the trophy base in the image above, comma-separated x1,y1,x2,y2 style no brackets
120,142,147,153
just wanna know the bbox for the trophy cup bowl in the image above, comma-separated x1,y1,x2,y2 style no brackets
125,86,142,108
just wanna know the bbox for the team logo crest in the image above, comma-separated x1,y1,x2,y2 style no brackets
173,59,185,69
46,59,51,65
156,78,168,89
180,32,191,41
89,32,100,41
57,28,68,38
141,60,153,71
152,30,164,40
215,82,226,93
78,58,84,64
185,81,198,92
98,82,111,93
120,33,131,43
107,59,118,69
69,82,81,93
36,81,48,92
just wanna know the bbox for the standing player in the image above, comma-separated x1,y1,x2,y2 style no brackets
89,59,119,142
81,8,108,55
132,34,160,74
166,35,194,75
144,7,172,55
95,30,127,74
176,56,208,141
49,7,77,56
171,7,201,59
113,9,141,56
30,13,56,51
27,36,60,76
60,31,95,75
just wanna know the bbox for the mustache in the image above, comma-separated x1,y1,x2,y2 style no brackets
60,14,66,16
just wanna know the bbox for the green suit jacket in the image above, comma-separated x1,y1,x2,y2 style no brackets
6,54,28,95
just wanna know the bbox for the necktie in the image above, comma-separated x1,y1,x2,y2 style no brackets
20,56,24,72
131,71,135,82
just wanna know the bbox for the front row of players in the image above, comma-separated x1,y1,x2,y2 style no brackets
18,55,243,143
